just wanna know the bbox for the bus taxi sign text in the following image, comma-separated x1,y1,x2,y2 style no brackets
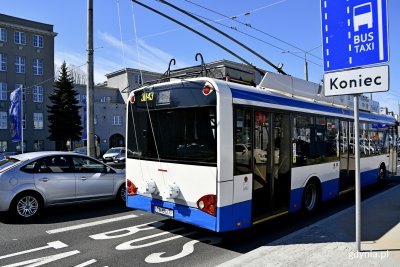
321,0,388,72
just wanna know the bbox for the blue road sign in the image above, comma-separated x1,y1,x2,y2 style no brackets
321,0,389,72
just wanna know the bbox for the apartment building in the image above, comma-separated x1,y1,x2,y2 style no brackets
0,14,57,152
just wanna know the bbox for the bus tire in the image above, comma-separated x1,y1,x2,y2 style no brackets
378,164,386,182
302,179,320,213
10,191,43,220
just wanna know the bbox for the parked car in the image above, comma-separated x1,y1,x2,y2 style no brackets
73,146,87,155
103,147,126,163
0,151,126,220
0,152,17,160
235,144,267,165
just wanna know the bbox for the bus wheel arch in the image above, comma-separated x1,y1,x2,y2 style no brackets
302,176,321,213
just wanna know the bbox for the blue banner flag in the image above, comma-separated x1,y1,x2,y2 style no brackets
9,88,22,142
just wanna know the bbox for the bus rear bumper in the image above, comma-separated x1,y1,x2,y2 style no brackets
127,195,217,231
127,195,253,232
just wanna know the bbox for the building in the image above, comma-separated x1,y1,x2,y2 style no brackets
106,68,162,102
0,14,57,152
73,84,126,154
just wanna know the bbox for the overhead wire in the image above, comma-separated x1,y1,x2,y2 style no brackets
179,4,323,68
116,0,127,67
183,0,322,61
157,0,287,74
131,1,144,85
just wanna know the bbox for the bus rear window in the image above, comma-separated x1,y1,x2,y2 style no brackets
128,107,217,165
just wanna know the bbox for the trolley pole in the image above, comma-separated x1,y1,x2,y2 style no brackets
354,95,361,252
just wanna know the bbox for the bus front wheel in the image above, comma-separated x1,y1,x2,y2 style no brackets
302,180,320,213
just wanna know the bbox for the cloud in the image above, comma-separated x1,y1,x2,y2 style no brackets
97,31,188,72
55,31,189,84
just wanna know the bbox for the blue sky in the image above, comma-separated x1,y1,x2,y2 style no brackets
2,0,399,112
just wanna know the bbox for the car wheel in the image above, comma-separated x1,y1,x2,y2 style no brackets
302,180,320,213
117,184,126,204
11,192,42,220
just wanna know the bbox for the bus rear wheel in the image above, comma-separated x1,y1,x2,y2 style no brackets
302,180,319,213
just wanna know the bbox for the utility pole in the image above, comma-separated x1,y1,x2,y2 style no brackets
86,0,95,157
282,44,321,81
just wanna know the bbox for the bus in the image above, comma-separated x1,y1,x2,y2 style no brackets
125,72,397,232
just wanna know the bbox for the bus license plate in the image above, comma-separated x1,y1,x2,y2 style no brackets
154,206,174,217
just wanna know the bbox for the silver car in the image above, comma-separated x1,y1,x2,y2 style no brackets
0,151,126,220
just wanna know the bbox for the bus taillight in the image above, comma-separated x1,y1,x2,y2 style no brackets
202,82,214,96
127,179,137,195
129,94,135,104
197,194,216,216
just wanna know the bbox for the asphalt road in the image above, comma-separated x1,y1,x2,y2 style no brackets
0,176,399,267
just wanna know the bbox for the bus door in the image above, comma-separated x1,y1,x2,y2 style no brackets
271,113,291,210
389,127,398,175
251,110,271,217
251,111,291,218
339,120,355,191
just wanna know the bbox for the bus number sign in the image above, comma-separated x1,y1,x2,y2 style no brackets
140,92,154,102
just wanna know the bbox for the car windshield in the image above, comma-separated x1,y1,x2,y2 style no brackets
107,148,122,154
0,157,20,170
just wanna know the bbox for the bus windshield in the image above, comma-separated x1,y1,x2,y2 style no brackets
127,82,217,165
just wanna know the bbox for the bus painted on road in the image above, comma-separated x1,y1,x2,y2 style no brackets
125,73,397,232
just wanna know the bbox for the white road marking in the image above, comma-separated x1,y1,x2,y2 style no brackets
46,214,137,234
0,241,68,260
74,259,97,267
116,230,196,250
90,221,164,240
2,250,80,267
145,236,222,263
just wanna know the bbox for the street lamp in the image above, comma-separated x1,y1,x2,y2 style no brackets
282,45,322,81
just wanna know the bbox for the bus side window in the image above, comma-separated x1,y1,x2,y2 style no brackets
292,115,314,166
234,108,252,175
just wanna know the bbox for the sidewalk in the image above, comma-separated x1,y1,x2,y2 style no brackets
219,183,400,267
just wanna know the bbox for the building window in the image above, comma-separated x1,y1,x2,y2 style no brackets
33,34,43,48
112,116,122,125
0,83,7,100
0,53,6,71
33,59,43,75
0,112,7,129
0,28,6,42
0,140,7,152
34,140,44,151
33,113,43,129
135,74,142,84
14,31,26,45
33,86,43,103
14,56,25,73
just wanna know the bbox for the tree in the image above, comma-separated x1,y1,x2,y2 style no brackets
48,61,83,150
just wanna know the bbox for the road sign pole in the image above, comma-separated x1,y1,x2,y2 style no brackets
354,95,361,252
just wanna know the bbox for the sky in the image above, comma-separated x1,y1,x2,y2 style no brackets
1,0,399,113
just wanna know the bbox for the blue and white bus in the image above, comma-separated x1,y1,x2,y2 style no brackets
125,73,397,232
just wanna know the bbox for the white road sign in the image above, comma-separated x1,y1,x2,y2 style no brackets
323,65,389,96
